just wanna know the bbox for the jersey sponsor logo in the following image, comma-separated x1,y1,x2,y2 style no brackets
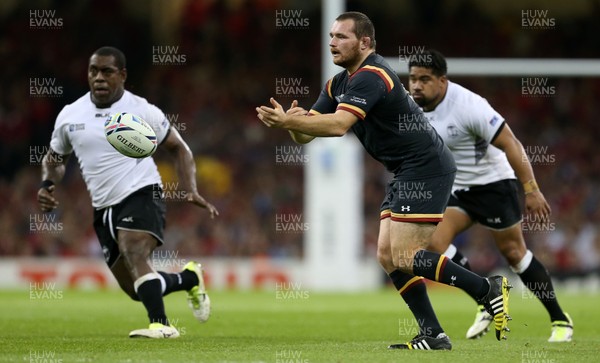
335,94,344,103
349,95,367,105
400,205,411,212
121,216,134,223
489,115,499,126
95,113,111,118
68,123,85,132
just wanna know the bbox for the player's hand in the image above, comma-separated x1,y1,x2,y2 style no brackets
256,98,289,128
186,191,219,219
524,190,551,221
37,185,59,212
286,100,308,117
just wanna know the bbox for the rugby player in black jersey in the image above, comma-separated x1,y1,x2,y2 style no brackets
257,12,512,350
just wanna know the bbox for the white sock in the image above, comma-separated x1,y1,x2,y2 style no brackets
510,250,533,274
443,244,457,259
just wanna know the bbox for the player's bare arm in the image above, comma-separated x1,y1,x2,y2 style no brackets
256,97,357,137
160,126,219,218
492,124,551,219
285,100,315,144
37,149,69,212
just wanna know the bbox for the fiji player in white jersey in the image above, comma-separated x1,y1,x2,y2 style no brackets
408,49,572,342
37,47,218,339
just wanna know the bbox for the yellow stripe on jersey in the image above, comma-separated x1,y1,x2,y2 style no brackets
337,103,366,120
360,65,395,92
308,109,321,116
326,78,333,99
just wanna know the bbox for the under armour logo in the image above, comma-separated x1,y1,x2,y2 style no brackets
450,276,457,286
401,206,410,212
121,216,134,222
487,217,502,224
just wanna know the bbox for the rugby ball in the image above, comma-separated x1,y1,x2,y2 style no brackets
105,112,157,158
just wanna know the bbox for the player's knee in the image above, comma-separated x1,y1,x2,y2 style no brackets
392,254,414,274
376,246,390,265
501,244,525,266
118,239,151,263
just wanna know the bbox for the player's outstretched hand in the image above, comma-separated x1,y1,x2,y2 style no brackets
187,191,219,219
38,185,59,212
256,98,289,128
525,190,551,221
286,100,308,117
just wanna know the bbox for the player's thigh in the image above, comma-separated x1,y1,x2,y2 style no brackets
114,184,166,260
389,220,436,271
429,207,474,253
489,222,527,265
117,229,158,259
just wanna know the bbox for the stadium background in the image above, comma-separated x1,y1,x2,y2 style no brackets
1,0,599,290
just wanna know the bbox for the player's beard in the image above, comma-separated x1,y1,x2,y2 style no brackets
333,44,362,70
412,94,435,110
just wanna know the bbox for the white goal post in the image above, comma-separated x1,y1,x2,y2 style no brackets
389,57,600,77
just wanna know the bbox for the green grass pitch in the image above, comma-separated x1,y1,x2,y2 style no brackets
1,286,598,362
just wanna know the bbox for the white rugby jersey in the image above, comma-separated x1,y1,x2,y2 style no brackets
50,90,171,208
423,81,515,190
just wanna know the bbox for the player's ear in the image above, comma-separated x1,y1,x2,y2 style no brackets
361,37,370,50
438,74,448,86
120,68,128,82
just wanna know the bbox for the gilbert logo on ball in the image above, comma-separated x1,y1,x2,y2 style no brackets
105,112,157,158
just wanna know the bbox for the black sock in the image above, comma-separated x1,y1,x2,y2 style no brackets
158,270,199,296
389,270,443,337
413,249,488,301
136,278,169,325
519,256,567,322
451,249,472,271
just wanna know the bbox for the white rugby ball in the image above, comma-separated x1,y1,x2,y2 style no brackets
105,112,157,158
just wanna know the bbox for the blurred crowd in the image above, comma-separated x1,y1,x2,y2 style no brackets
1,0,599,277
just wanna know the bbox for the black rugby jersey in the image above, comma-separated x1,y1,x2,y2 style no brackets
310,53,455,179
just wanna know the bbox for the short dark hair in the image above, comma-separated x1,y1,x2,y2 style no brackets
408,49,447,77
92,46,127,69
335,11,376,49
